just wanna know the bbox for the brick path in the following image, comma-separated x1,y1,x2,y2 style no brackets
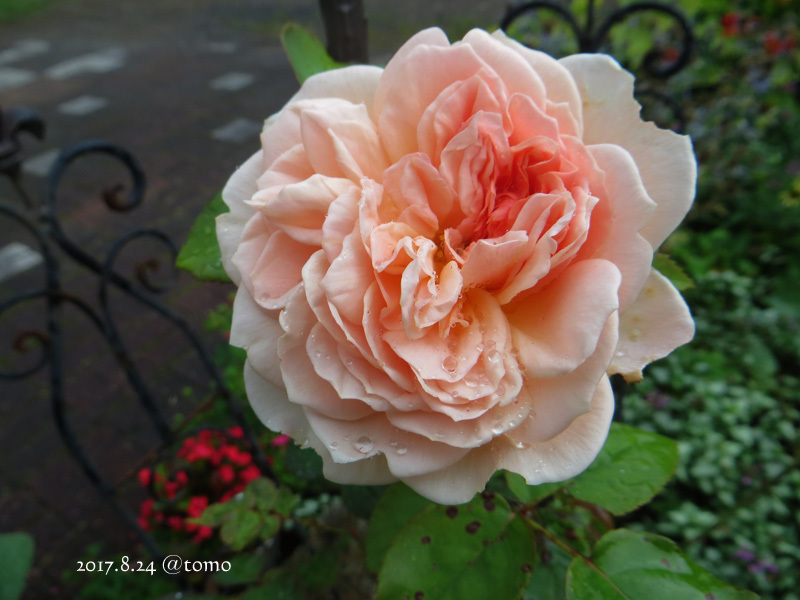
0,1,498,597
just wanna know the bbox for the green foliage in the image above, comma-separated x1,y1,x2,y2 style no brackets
0,533,34,600
280,23,346,84
375,490,535,600
366,483,433,573
653,254,694,291
506,424,679,516
567,424,679,515
176,193,230,282
565,529,758,600
0,0,52,23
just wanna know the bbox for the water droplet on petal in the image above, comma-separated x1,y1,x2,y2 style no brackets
465,373,480,388
354,436,373,454
475,343,484,353
329,441,338,450
443,356,458,373
396,445,408,455
487,350,501,364
486,339,496,350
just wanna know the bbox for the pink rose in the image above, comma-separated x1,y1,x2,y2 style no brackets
216,28,695,504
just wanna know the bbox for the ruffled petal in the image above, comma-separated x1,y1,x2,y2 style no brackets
609,268,695,382
560,53,696,249
217,151,263,284
507,258,621,378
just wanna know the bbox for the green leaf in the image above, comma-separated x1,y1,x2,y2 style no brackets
176,192,230,282
280,23,346,84
341,484,390,519
565,529,759,600
523,539,573,600
211,552,268,586
375,492,536,600
260,515,281,541
653,254,694,291
298,545,341,592
274,486,299,516
566,423,679,515
245,477,279,512
284,443,324,481
238,569,304,600
220,509,262,551
506,472,563,505
366,483,432,573
0,532,34,600
188,502,233,527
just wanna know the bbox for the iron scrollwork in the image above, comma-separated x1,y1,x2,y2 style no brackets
500,0,694,131
0,104,274,571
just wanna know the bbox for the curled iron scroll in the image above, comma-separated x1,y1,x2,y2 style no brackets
500,0,694,79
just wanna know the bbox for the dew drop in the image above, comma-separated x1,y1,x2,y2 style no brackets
486,349,501,364
443,355,458,373
486,339,496,350
465,373,480,388
475,343,484,353
434,430,445,440
354,436,374,454
396,445,408,455
329,441,338,450
615,351,625,358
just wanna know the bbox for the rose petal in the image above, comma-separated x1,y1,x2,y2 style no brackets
609,268,695,382
498,374,615,485
304,410,469,477
217,151,263,284
230,289,283,387
490,29,583,136
507,258,621,378
560,53,696,249
258,174,354,246
586,143,656,310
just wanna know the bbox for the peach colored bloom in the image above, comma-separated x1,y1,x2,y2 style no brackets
216,28,695,504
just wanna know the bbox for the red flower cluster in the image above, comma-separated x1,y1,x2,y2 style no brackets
136,427,264,544
763,30,797,56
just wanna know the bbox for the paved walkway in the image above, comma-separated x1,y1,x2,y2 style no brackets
0,1,499,597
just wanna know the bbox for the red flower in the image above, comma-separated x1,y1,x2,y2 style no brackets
721,12,740,36
164,481,180,499
271,434,291,447
192,526,214,544
175,470,189,486
140,499,155,518
219,464,236,485
764,31,782,55
187,496,209,518
221,445,252,466
240,465,261,484
137,468,152,487
228,426,244,439
137,516,152,532
167,516,184,531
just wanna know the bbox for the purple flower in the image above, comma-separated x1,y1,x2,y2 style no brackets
733,548,756,562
